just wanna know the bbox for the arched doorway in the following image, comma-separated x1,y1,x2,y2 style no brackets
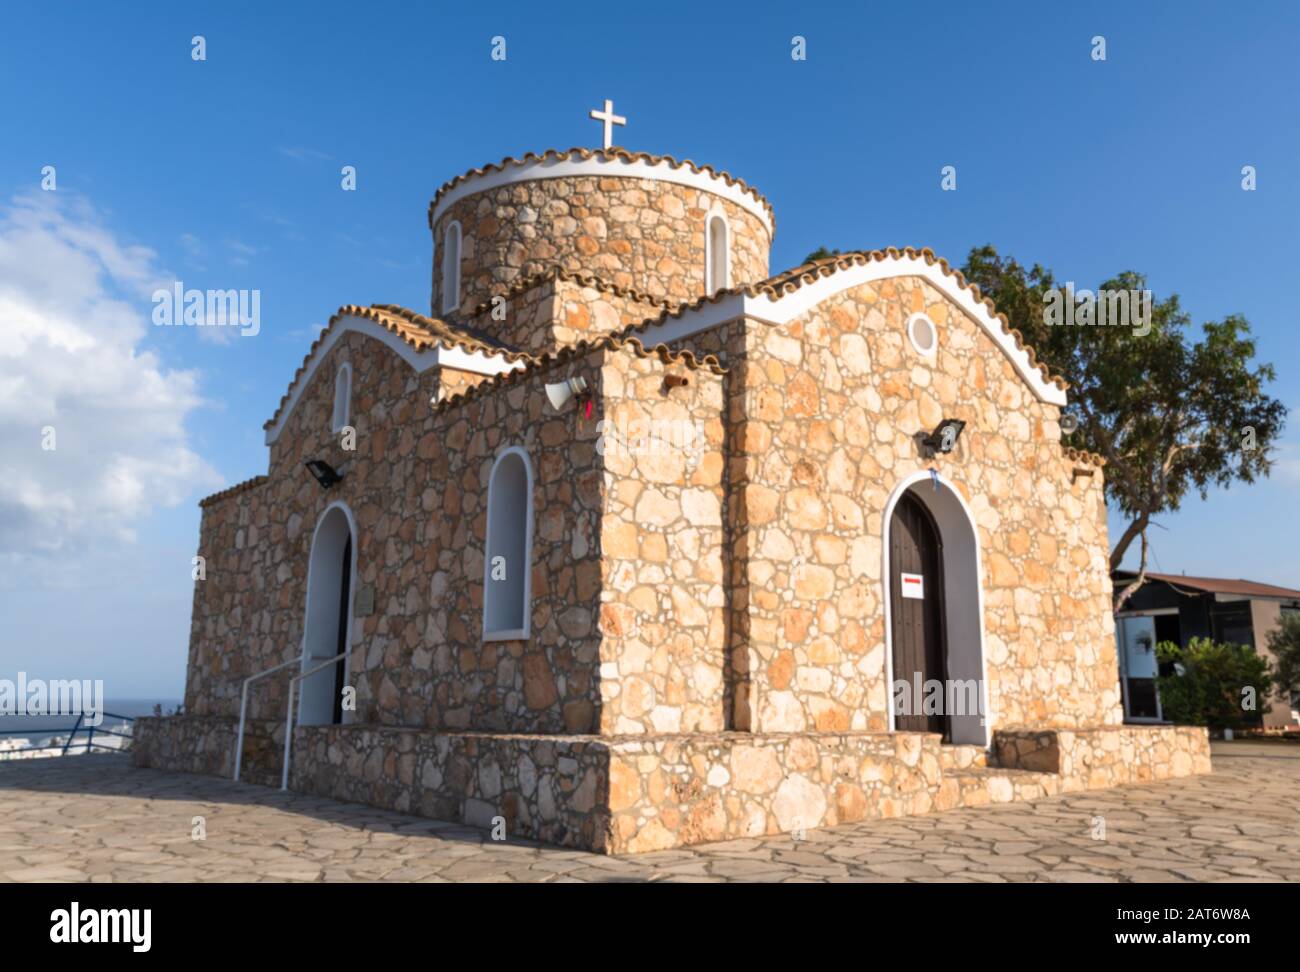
889,493,948,735
883,477,989,745
300,503,356,726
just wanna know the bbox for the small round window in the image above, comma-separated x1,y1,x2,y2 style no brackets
907,312,938,356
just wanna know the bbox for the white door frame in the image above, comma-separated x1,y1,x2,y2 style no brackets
881,471,992,746
299,500,358,726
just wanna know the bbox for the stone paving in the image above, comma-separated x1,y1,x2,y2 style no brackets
1,741,1297,883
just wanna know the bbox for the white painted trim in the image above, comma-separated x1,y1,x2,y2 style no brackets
1115,614,1165,723
483,627,528,642
881,471,992,747
482,446,534,642
429,154,774,238
906,311,938,358
299,500,357,727
264,314,523,445
640,254,1069,406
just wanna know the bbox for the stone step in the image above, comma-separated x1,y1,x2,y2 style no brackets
946,766,1062,808
938,743,990,771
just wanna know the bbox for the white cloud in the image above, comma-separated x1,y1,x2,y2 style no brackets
281,321,325,344
277,146,332,163
1277,452,1300,485
177,232,207,270
1270,408,1300,486
0,193,221,588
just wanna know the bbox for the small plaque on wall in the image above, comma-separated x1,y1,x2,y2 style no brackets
355,585,375,617
900,572,925,600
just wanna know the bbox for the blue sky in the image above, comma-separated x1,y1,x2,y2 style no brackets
2,1,1297,697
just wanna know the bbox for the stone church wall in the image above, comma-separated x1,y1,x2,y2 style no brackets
595,346,729,734
431,173,770,335
463,271,671,356
186,330,613,735
422,346,610,734
669,275,1122,737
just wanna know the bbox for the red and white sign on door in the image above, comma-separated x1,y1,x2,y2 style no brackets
900,572,925,600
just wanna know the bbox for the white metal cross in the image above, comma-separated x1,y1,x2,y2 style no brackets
589,99,626,150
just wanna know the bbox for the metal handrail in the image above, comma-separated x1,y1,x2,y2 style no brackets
61,713,84,755
0,711,136,757
280,652,347,790
233,656,302,782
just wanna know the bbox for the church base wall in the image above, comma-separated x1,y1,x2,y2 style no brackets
132,714,285,789
133,718,1211,854
290,725,616,850
993,725,1212,790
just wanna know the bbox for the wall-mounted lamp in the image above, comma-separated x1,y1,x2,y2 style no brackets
305,459,343,489
545,375,589,412
921,418,966,456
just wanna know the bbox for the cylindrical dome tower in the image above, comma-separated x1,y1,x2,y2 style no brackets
428,148,774,333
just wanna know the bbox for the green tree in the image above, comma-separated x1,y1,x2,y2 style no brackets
959,245,1287,610
1266,612,1300,715
1155,637,1274,733
802,246,841,264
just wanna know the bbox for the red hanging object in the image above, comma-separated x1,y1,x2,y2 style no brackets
584,398,593,420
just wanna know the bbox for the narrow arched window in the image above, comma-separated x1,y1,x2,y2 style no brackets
706,214,729,293
331,363,351,432
441,221,462,314
483,447,533,640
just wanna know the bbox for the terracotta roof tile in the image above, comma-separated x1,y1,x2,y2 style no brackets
263,304,533,432
199,475,268,509
432,334,725,415
428,147,775,232
367,303,516,355
463,267,676,321
1063,446,1106,468
610,247,1070,394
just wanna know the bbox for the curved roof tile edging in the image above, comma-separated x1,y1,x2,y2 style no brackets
612,247,1070,393
432,335,725,416
261,305,530,441
263,304,532,435
199,475,268,509
427,146,775,235
462,266,678,321
1063,446,1107,468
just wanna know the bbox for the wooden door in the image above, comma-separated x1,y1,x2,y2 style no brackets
889,492,948,737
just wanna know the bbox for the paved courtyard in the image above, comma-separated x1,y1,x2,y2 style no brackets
1,742,1297,882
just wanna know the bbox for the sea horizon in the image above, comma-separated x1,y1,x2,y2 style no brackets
0,698,181,749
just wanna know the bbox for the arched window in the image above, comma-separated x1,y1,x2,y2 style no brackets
483,447,533,640
331,363,351,432
705,213,730,294
441,221,462,314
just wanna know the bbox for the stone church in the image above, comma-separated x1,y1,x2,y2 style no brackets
136,119,1210,853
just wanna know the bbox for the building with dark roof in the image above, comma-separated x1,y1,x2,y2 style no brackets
1112,570,1300,728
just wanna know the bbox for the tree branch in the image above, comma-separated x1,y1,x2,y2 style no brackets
1113,529,1150,613
1109,512,1150,572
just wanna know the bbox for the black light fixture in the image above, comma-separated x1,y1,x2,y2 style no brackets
921,418,966,456
304,459,343,489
